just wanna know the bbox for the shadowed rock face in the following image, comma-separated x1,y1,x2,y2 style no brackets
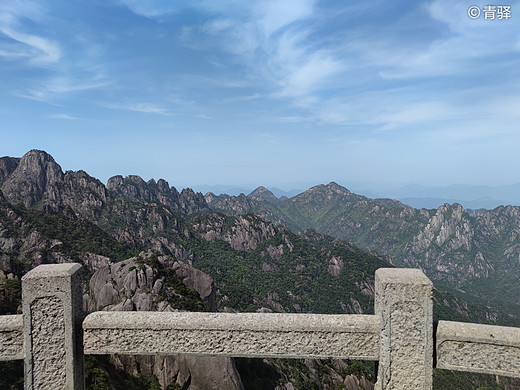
0,157,20,184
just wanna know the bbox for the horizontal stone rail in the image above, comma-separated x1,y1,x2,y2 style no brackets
0,263,519,389
0,314,23,360
83,311,379,360
436,320,520,378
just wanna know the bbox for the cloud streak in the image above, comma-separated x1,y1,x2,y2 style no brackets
0,1,60,66
101,102,172,115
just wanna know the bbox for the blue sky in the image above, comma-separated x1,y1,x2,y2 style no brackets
1,0,519,193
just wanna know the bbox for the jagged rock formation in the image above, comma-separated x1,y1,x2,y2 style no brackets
108,174,209,214
0,150,209,222
0,150,109,219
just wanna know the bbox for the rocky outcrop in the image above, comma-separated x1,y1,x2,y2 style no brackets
328,256,344,276
170,260,216,311
86,255,243,390
0,203,73,271
87,259,159,312
193,213,277,251
0,151,208,224
344,375,375,390
61,170,109,219
205,192,256,215
110,355,244,390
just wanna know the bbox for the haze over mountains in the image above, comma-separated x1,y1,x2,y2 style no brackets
194,182,520,210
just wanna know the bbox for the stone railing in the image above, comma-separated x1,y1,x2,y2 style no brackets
0,263,519,389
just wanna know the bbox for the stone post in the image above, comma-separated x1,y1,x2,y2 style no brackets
22,263,85,390
374,268,433,390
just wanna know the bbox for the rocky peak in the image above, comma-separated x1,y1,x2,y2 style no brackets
178,188,209,213
248,186,278,203
326,181,351,195
1,150,65,208
204,191,217,203
301,182,353,198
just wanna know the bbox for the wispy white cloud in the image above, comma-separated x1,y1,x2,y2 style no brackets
278,53,343,98
48,113,81,120
14,77,110,104
1,0,113,107
364,0,520,80
254,0,315,38
118,0,187,18
221,93,262,103
101,101,172,115
0,26,60,65
181,0,344,108
0,1,60,66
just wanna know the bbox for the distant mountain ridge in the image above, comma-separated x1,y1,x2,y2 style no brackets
207,182,520,312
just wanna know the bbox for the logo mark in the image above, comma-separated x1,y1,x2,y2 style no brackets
468,5,481,18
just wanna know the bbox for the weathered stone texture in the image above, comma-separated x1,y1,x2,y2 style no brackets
22,263,84,390
374,268,433,390
437,320,520,378
84,312,379,360
0,314,23,360
31,296,66,389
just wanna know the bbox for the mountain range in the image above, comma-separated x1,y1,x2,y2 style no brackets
192,182,520,210
1,150,519,390
207,183,520,313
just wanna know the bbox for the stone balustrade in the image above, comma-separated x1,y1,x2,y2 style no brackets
83,311,379,360
0,263,518,389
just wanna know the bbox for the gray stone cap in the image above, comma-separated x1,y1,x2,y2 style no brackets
84,311,378,333
0,315,22,331
375,267,432,286
22,263,82,280
437,320,520,347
